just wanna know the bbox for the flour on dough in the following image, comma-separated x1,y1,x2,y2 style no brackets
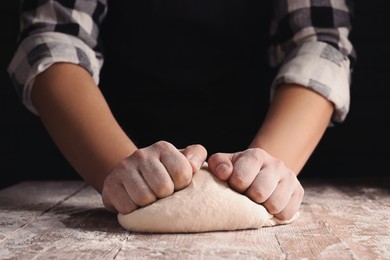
118,163,299,233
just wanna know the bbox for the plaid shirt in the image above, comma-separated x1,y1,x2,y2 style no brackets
8,0,356,123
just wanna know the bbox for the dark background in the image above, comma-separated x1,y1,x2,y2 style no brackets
1,1,389,190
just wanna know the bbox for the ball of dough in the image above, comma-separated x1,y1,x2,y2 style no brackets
118,164,299,233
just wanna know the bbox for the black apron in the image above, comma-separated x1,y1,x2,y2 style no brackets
99,0,275,155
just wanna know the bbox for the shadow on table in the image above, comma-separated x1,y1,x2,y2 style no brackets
59,207,127,234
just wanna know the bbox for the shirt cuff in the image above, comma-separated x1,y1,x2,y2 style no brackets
7,32,103,115
270,41,351,124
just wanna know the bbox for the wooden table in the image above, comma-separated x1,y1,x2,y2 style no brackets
1,179,390,259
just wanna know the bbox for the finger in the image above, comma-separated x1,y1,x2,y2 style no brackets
245,169,279,204
102,183,139,214
274,184,304,220
121,167,157,207
207,153,234,181
138,158,175,199
262,175,295,215
181,144,208,172
161,149,193,191
228,150,263,193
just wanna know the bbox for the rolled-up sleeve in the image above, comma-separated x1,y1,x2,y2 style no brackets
269,0,357,123
7,0,107,115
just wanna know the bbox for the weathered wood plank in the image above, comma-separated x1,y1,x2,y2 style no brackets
116,207,350,259
0,184,127,260
303,179,390,259
0,179,389,259
117,229,284,259
272,206,354,260
0,181,86,241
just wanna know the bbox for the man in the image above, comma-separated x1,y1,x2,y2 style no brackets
8,0,356,221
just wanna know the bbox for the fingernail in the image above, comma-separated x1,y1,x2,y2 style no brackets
216,164,229,177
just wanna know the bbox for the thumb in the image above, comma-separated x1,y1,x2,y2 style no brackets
181,144,208,173
207,153,234,181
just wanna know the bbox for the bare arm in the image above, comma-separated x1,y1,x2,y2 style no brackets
207,83,332,219
31,63,207,214
250,83,334,174
11,0,207,214
32,63,137,193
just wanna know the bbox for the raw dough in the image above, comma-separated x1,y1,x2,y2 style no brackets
118,163,299,233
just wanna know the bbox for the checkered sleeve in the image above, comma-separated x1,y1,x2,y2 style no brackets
269,0,357,123
7,0,108,115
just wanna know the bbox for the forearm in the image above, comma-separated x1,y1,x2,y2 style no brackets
32,63,137,193
250,84,334,174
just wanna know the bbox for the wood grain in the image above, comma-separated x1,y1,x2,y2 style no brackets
0,179,389,259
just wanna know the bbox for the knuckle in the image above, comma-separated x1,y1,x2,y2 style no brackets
239,149,263,166
102,191,137,215
269,159,286,174
155,140,173,150
136,190,157,206
116,202,137,215
245,148,262,160
247,187,267,203
173,171,192,190
265,199,282,214
275,211,291,221
132,149,148,162
229,175,248,192
248,147,264,159
154,181,174,198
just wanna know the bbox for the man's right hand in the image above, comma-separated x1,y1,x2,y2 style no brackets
102,141,207,214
